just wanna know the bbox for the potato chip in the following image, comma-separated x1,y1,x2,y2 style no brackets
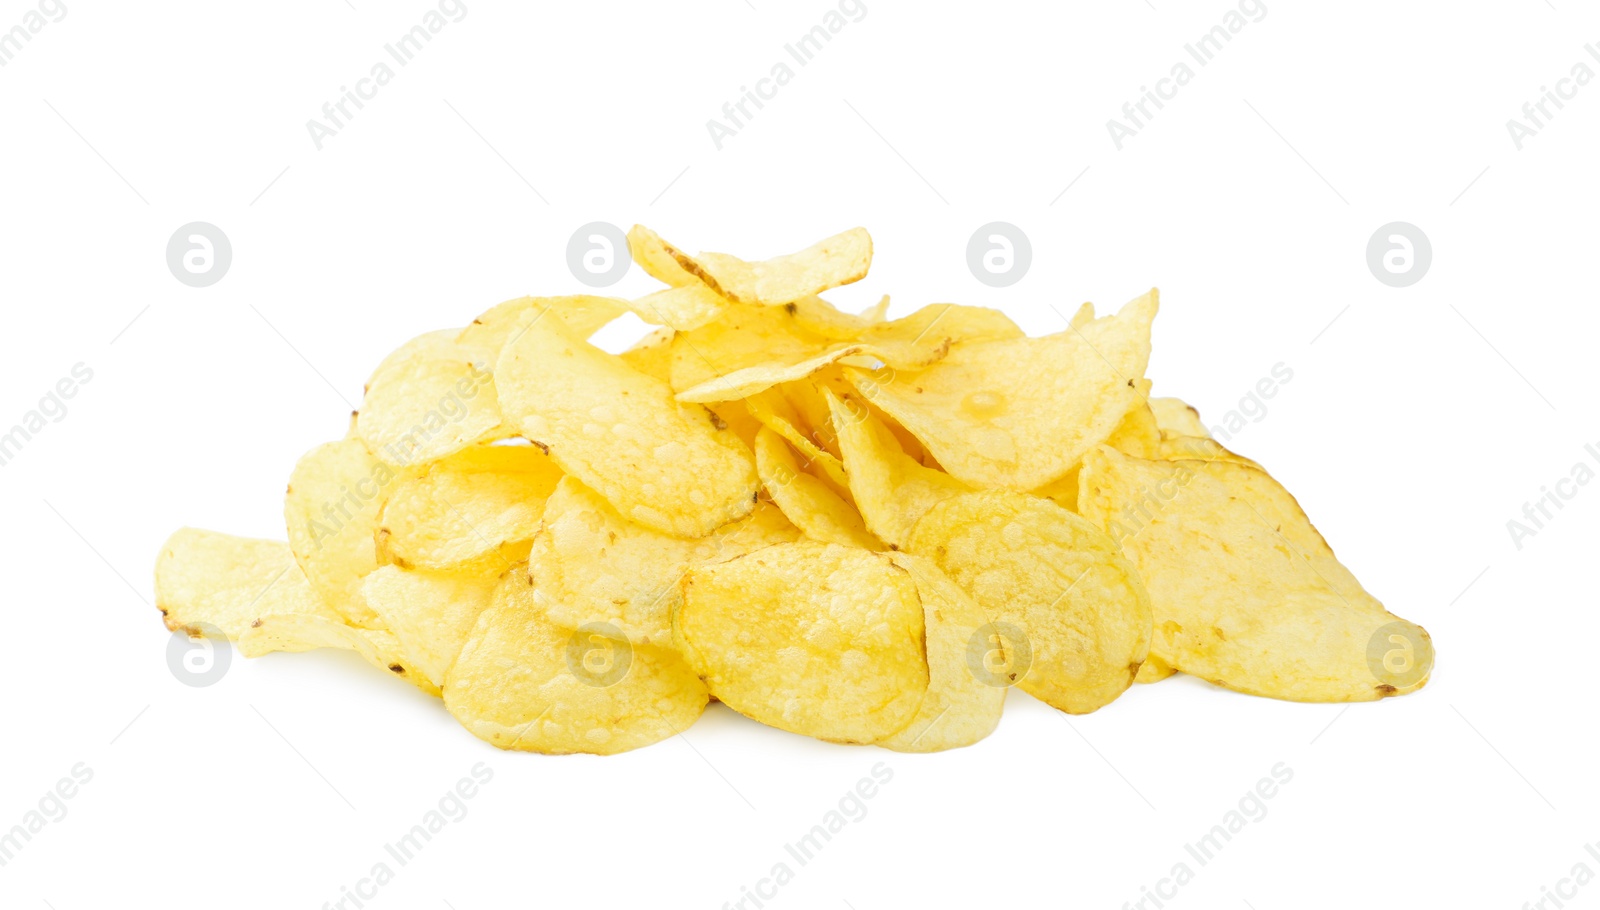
755,428,881,550
360,563,504,688
626,224,703,288
155,528,341,638
1077,446,1433,701
284,438,396,625
1135,653,1178,683
909,491,1152,714
533,476,799,646
686,227,872,306
1031,380,1159,512
355,329,503,466
238,614,436,694
845,290,1158,490
668,303,832,394
786,295,884,339
495,316,759,537
876,553,1006,752
743,388,850,494
859,303,1023,349
676,541,927,743
628,284,728,331
1150,396,1208,439
458,295,628,353
619,327,677,383
1156,434,1262,468
826,388,968,550
445,572,708,754
378,443,562,571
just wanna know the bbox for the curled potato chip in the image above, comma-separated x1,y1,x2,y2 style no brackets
445,572,708,754
1078,446,1432,701
677,541,927,743
378,443,562,571
1157,434,1261,469
1150,396,1208,439
618,327,676,383
533,476,799,646
355,330,503,466
910,491,1152,714
360,564,504,688
628,284,727,331
1135,653,1178,683
495,316,759,537
155,528,341,638
787,295,884,339
846,290,1158,490
876,553,1006,752
743,387,849,493
238,614,435,694
284,438,397,625
755,428,880,550
626,224,702,288
458,295,628,353
826,388,968,550
859,303,1023,349
668,303,832,394
686,227,873,306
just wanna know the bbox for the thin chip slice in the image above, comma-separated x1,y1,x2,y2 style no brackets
858,303,1024,349
755,428,880,550
846,290,1158,490
826,388,969,550
668,303,832,394
355,329,503,466
628,284,727,331
626,224,702,288
458,295,629,353
238,614,436,694
378,443,563,571
876,553,1006,752
155,528,342,638
284,438,397,625
1150,396,1208,439
1135,653,1178,683
909,491,1152,714
360,564,504,688
743,387,850,494
1078,446,1432,701
676,541,927,743
688,227,872,306
533,476,799,646
618,327,676,383
1157,434,1262,469
1031,381,1159,512
445,572,708,754
495,316,759,537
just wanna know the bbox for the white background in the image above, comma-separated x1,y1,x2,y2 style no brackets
2,1,1596,908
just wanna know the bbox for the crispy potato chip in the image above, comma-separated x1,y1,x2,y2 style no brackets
859,303,1023,349
626,224,702,288
846,290,1158,490
1150,396,1208,439
743,388,850,494
910,491,1152,714
687,227,872,306
1068,302,1095,329
445,572,708,754
629,284,727,331
826,388,969,550
155,528,341,638
755,428,881,550
787,295,884,339
355,330,503,465
668,303,832,394
876,553,1006,752
1156,434,1262,468
1031,381,1159,512
378,444,562,571
1135,653,1178,683
1078,446,1432,701
360,564,503,688
676,541,927,743
284,438,396,625
619,327,677,383
238,614,436,694
458,295,628,353
495,316,759,537
533,476,799,646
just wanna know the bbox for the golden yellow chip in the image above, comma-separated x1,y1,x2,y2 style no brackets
628,284,728,331
876,553,1006,752
377,443,562,571
238,614,435,694
686,227,872,306
677,541,927,743
495,316,759,537
458,295,628,352
360,563,504,688
618,327,676,383
825,388,968,550
1150,396,1208,439
445,572,708,754
283,438,394,625
910,491,1152,714
743,387,851,494
155,528,341,638
845,290,1158,490
1135,653,1178,683
532,476,799,646
626,224,703,288
755,428,881,550
355,329,503,466
1078,446,1433,701
667,303,831,394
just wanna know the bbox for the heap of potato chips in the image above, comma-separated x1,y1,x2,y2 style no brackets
155,226,1434,754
